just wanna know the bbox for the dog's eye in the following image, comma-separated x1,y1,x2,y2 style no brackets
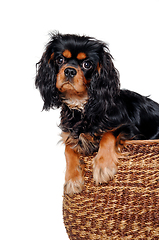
83,60,92,70
56,56,64,65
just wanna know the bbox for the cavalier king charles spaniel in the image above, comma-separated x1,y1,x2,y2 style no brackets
35,32,159,195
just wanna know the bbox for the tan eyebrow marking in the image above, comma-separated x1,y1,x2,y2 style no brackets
77,52,87,60
62,50,72,58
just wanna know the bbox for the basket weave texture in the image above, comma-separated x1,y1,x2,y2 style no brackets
63,141,159,240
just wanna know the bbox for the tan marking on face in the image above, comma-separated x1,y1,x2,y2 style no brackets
77,52,87,60
56,65,89,109
63,50,72,58
56,65,88,93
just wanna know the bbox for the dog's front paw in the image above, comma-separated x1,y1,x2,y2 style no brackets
93,151,118,185
64,176,84,195
64,145,84,195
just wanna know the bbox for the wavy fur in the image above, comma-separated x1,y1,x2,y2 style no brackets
36,32,159,154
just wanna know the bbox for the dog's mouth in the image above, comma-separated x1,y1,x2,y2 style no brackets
60,81,79,93
59,79,88,96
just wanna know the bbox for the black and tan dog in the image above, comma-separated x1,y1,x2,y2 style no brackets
36,32,159,195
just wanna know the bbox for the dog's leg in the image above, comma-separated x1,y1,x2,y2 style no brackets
93,132,118,184
64,145,84,195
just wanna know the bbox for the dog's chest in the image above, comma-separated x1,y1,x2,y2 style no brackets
60,105,102,154
61,132,101,155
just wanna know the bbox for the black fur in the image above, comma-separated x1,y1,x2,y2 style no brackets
36,32,159,151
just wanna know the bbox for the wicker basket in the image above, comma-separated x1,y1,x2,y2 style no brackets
63,140,159,240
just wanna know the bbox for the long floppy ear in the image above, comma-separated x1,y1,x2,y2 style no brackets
35,46,61,110
100,51,120,101
85,49,120,118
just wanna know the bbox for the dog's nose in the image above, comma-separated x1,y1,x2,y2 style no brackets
64,68,77,78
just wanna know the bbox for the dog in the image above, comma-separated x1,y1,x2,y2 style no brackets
35,32,159,195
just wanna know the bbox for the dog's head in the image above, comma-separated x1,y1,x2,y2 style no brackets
35,32,120,112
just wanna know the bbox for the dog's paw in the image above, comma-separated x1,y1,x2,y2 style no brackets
64,176,84,195
93,151,118,185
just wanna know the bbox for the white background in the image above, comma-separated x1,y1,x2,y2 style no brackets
0,0,159,239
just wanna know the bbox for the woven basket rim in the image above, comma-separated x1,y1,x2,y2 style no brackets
126,139,159,144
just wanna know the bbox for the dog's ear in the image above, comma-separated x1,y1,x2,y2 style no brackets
35,44,61,110
86,48,120,118
100,51,120,100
